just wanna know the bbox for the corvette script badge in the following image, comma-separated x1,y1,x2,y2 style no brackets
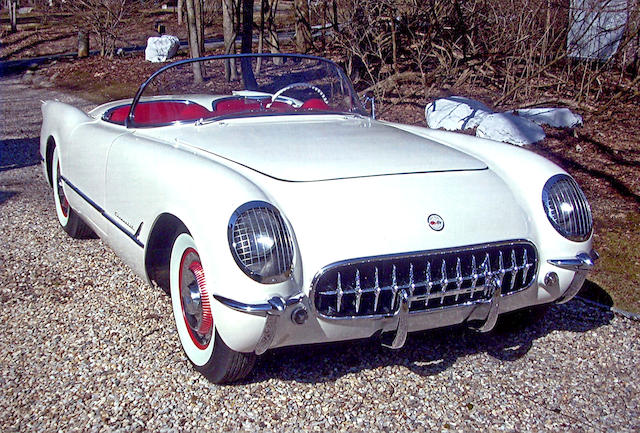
427,214,444,231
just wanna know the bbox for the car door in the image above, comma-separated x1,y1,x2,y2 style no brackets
63,121,131,221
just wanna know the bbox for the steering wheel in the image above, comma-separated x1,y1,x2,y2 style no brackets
267,82,329,108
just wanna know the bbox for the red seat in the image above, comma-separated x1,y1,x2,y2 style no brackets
213,98,294,116
301,98,329,111
106,101,213,125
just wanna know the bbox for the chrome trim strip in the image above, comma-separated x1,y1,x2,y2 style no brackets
310,239,538,321
60,176,144,248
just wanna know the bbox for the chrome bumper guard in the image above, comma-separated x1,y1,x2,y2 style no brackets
213,294,304,355
548,250,599,304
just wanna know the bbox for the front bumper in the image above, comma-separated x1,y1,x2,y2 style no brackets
214,250,598,354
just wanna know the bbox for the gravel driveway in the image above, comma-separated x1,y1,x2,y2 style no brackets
1,74,638,433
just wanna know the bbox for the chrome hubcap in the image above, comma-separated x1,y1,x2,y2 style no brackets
183,279,203,328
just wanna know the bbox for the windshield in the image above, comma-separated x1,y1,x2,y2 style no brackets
118,54,365,127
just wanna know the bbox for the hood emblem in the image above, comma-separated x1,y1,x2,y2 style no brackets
427,214,444,231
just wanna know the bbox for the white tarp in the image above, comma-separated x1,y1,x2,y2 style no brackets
425,96,586,145
145,35,180,63
514,108,584,128
476,113,546,146
568,0,628,60
424,96,493,131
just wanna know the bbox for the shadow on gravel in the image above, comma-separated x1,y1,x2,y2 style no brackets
252,297,613,384
0,190,18,204
0,137,41,172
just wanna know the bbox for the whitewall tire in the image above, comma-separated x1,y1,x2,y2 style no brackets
169,232,256,383
51,147,92,238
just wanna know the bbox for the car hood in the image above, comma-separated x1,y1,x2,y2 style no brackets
142,115,487,182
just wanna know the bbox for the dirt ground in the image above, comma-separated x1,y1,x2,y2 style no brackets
2,7,639,313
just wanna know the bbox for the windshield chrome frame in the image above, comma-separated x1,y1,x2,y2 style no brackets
125,53,367,128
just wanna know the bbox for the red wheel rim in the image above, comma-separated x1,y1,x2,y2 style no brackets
178,247,213,349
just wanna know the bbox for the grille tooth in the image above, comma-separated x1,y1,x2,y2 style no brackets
336,272,343,313
313,242,538,318
522,249,530,285
470,255,479,299
354,269,362,313
455,258,463,302
373,267,381,312
425,261,433,298
509,249,518,292
439,259,448,304
408,263,415,308
482,253,491,296
497,251,505,287
391,265,398,311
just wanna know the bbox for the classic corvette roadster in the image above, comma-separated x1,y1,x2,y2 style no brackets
41,53,597,383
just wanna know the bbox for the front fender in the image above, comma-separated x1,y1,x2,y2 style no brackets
105,132,302,316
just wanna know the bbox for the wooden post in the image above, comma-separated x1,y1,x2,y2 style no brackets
78,31,89,57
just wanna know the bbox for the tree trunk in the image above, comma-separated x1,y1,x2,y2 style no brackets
240,0,258,89
194,0,204,53
332,0,338,30
266,0,280,64
10,1,17,33
256,0,266,74
294,0,312,52
186,0,204,82
178,0,184,25
222,0,238,81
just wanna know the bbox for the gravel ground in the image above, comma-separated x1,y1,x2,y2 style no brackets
1,73,639,433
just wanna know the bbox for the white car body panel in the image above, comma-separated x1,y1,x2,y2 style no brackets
40,57,596,359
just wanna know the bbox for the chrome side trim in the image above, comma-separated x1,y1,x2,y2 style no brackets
60,176,144,248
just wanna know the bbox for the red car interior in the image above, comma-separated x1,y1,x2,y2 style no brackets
105,97,330,125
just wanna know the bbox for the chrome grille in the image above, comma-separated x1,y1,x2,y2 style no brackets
312,241,538,318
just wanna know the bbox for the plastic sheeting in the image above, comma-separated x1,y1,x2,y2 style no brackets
568,0,628,60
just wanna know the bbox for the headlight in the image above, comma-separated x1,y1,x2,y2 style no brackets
542,174,593,241
228,201,294,283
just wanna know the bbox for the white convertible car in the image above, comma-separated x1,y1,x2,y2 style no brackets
41,54,597,383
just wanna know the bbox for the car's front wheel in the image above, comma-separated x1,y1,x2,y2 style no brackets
51,147,93,238
169,232,256,383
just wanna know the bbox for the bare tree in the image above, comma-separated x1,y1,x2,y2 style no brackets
186,0,204,82
294,0,312,52
265,0,281,63
178,0,184,25
222,0,239,80
65,0,131,57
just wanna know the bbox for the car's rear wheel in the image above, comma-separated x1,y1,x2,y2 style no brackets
51,147,93,238
169,232,256,383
